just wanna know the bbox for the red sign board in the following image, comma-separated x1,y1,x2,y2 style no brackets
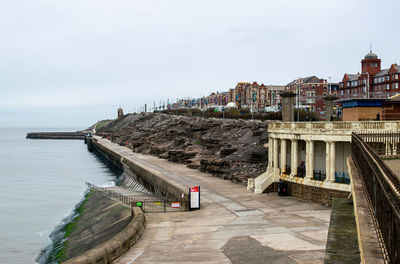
189,185,200,210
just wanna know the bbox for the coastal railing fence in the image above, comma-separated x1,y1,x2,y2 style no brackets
136,200,187,213
86,182,186,213
86,182,137,207
351,133,400,263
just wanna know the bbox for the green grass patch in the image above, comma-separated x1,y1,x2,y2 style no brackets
95,120,112,131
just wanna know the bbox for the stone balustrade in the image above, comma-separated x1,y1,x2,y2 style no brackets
269,121,400,133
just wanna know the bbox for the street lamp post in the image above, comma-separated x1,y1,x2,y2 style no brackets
251,86,253,120
328,77,331,94
297,78,300,122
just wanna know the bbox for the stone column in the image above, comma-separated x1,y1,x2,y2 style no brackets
325,141,331,182
385,143,390,156
268,137,274,169
291,139,298,177
281,139,287,174
305,141,309,178
273,138,279,177
330,141,336,182
309,140,315,180
305,140,314,180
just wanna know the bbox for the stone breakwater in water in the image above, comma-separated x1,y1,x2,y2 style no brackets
26,132,87,139
96,113,269,184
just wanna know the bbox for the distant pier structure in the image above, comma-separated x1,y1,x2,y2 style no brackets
26,132,86,139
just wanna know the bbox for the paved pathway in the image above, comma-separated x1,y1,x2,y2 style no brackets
95,137,331,264
383,159,400,180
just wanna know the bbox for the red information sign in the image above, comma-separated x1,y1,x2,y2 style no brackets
189,185,200,210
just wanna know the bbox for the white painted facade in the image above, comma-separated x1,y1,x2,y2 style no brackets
251,121,400,194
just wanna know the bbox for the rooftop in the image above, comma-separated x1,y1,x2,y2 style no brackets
364,51,378,60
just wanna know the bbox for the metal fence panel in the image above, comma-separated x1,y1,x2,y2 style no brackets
352,133,400,263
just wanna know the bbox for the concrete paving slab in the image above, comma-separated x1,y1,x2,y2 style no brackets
95,137,331,264
251,233,325,251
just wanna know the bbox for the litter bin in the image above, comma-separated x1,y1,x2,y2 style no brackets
278,180,289,196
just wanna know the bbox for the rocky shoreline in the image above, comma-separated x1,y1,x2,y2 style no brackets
96,113,269,184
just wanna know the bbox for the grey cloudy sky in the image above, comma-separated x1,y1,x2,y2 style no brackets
1,0,399,128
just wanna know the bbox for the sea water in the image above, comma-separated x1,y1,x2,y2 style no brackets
0,128,117,264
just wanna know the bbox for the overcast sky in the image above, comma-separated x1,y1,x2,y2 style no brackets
1,0,399,128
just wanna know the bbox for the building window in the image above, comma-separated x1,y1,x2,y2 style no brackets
396,74,399,80
396,83,399,89
387,76,390,81
387,84,390,90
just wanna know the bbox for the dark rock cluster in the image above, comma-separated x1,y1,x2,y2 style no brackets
96,113,268,185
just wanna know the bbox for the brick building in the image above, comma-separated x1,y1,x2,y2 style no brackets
286,76,329,114
228,81,284,112
338,51,400,99
266,85,285,109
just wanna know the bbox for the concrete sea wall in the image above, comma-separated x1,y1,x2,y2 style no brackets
63,207,145,264
89,137,190,207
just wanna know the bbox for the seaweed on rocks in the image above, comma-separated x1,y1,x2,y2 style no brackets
36,190,92,264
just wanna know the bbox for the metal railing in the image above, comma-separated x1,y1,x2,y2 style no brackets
334,172,350,184
86,182,186,213
135,200,187,213
313,170,326,181
351,133,400,263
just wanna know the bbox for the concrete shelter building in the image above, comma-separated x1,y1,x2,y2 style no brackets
251,121,400,204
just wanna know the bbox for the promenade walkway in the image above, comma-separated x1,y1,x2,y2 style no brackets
95,137,331,264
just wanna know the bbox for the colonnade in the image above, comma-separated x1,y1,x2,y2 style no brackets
268,137,338,183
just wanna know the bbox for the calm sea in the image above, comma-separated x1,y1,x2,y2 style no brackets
0,128,117,264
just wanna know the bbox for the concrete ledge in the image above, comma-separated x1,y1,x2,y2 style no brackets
280,174,351,193
278,178,349,206
324,198,360,263
347,157,385,264
63,207,145,264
